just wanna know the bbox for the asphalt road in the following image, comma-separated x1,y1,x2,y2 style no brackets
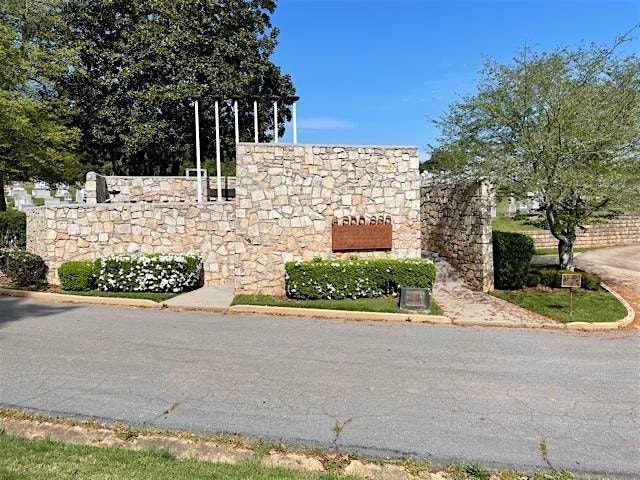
1,297,638,476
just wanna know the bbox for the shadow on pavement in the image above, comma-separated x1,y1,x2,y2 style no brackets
0,296,80,327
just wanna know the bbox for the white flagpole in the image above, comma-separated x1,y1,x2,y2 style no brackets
234,99,239,145
215,100,222,201
194,100,202,203
292,101,298,144
273,100,278,143
253,100,259,143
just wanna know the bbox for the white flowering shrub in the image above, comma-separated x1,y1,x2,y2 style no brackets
96,254,203,293
285,258,436,300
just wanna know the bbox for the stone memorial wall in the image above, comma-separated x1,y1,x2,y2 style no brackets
233,144,422,295
85,173,236,203
421,180,494,292
27,203,236,286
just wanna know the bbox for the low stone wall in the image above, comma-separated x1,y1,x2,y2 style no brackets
27,203,236,286
85,172,236,203
234,144,422,296
520,216,640,249
421,180,494,292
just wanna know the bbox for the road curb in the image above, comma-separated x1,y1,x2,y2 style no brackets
2,285,633,332
0,288,160,309
227,304,453,324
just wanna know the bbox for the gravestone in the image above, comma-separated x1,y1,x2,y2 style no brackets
75,189,85,203
44,197,61,206
32,182,51,198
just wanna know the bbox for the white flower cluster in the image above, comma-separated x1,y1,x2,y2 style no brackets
97,254,203,293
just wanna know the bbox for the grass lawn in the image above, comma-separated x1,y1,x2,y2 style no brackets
61,290,178,302
493,288,627,323
0,284,177,303
0,434,346,480
532,246,601,256
492,198,542,233
232,294,443,316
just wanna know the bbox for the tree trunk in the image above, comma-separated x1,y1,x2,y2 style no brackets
545,204,576,271
0,174,6,212
558,235,575,271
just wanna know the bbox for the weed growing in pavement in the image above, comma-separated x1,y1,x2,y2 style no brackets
538,438,553,469
162,401,181,416
330,417,353,454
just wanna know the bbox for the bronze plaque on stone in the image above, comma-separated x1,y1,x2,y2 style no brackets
332,224,392,252
399,288,431,312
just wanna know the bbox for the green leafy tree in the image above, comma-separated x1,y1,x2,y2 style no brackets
0,3,79,211
434,36,640,270
57,0,296,175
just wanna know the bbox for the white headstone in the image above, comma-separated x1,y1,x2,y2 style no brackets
32,188,51,198
75,189,85,204
44,197,61,206
9,187,26,199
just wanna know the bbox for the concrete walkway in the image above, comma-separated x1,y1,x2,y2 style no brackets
164,283,235,310
432,257,552,326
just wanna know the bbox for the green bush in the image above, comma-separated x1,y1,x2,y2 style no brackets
285,258,436,300
533,266,601,291
526,273,541,287
58,261,97,291
492,231,535,289
96,254,203,293
0,211,26,249
1,249,47,286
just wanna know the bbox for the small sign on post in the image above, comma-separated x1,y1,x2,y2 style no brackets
561,273,582,317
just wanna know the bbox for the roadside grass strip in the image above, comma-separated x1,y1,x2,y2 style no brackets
493,288,627,324
0,409,581,480
232,294,443,316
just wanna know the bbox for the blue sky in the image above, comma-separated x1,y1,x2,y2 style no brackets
271,0,639,158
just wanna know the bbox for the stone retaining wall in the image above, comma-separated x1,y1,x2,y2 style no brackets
520,216,640,249
421,180,494,292
234,144,422,296
27,203,236,286
28,144,423,293
85,173,236,203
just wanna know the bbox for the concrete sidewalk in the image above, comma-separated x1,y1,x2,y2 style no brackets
163,283,235,311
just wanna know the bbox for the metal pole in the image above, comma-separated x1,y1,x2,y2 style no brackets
273,100,278,143
194,100,202,203
214,100,222,201
292,101,298,144
233,100,239,145
253,100,259,143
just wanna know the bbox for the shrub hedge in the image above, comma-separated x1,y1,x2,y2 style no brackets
96,254,203,293
0,211,26,249
492,231,535,289
58,261,97,291
285,258,436,300
0,249,47,286
530,266,601,291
